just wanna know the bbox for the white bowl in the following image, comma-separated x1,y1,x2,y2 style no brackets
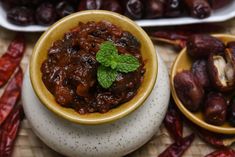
22,51,170,157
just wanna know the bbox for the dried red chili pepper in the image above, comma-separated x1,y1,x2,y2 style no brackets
0,34,25,87
196,127,226,148
150,31,189,41
205,148,235,157
150,32,187,49
0,105,23,157
158,134,195,157
0,67,23,125
184,116,235,148
196,126,235,147
176,24,225,33
147,23,225,36
148,24,225,49
164,101,183,142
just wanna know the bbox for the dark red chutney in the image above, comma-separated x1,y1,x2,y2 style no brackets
41,21,145,114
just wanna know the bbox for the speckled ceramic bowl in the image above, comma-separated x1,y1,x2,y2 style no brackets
23,52,170,157
30,10,157,125
171,34,235,134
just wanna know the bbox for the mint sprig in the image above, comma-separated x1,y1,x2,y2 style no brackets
96,41,140,89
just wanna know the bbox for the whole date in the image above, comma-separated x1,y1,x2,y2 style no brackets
204,93,227,126
174,70,204,112
7,7,34,26
35,2,57,25
187,34,225,59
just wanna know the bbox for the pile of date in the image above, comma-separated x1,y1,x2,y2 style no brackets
174,34,235,127
0,0,233,26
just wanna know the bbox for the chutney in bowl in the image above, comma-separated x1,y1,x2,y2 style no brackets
41,21,145,114
30,10,157,125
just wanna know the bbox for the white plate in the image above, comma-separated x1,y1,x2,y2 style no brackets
1,2,235,32
136,2,235,27
22,51,170,157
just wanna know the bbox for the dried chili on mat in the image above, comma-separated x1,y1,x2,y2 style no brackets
148,24,225,49
0,105,23,157
184,116,235,148
196,127,227,148
205,148,235,157
0,68,23,125
0,35,25,87
164,101,183,142
150,33,187,49
150,31,189,41
158,134,195,157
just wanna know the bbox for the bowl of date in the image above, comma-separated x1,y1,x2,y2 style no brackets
171,34,235,134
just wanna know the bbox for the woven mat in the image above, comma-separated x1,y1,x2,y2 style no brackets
0,18,234,157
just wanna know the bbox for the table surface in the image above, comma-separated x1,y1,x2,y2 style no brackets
0,18,234,157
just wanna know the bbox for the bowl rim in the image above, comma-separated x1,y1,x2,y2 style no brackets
30,10,157,125
171,34,235,134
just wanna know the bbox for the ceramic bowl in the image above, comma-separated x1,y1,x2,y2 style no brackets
23,53,170,157
30,10,157,125
171,34,235,134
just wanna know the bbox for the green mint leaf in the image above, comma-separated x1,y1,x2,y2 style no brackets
116,55,140,73
97,65,118,89
96,41,118,68
96,41,141,88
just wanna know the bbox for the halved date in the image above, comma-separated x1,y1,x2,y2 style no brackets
208,49,235,92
